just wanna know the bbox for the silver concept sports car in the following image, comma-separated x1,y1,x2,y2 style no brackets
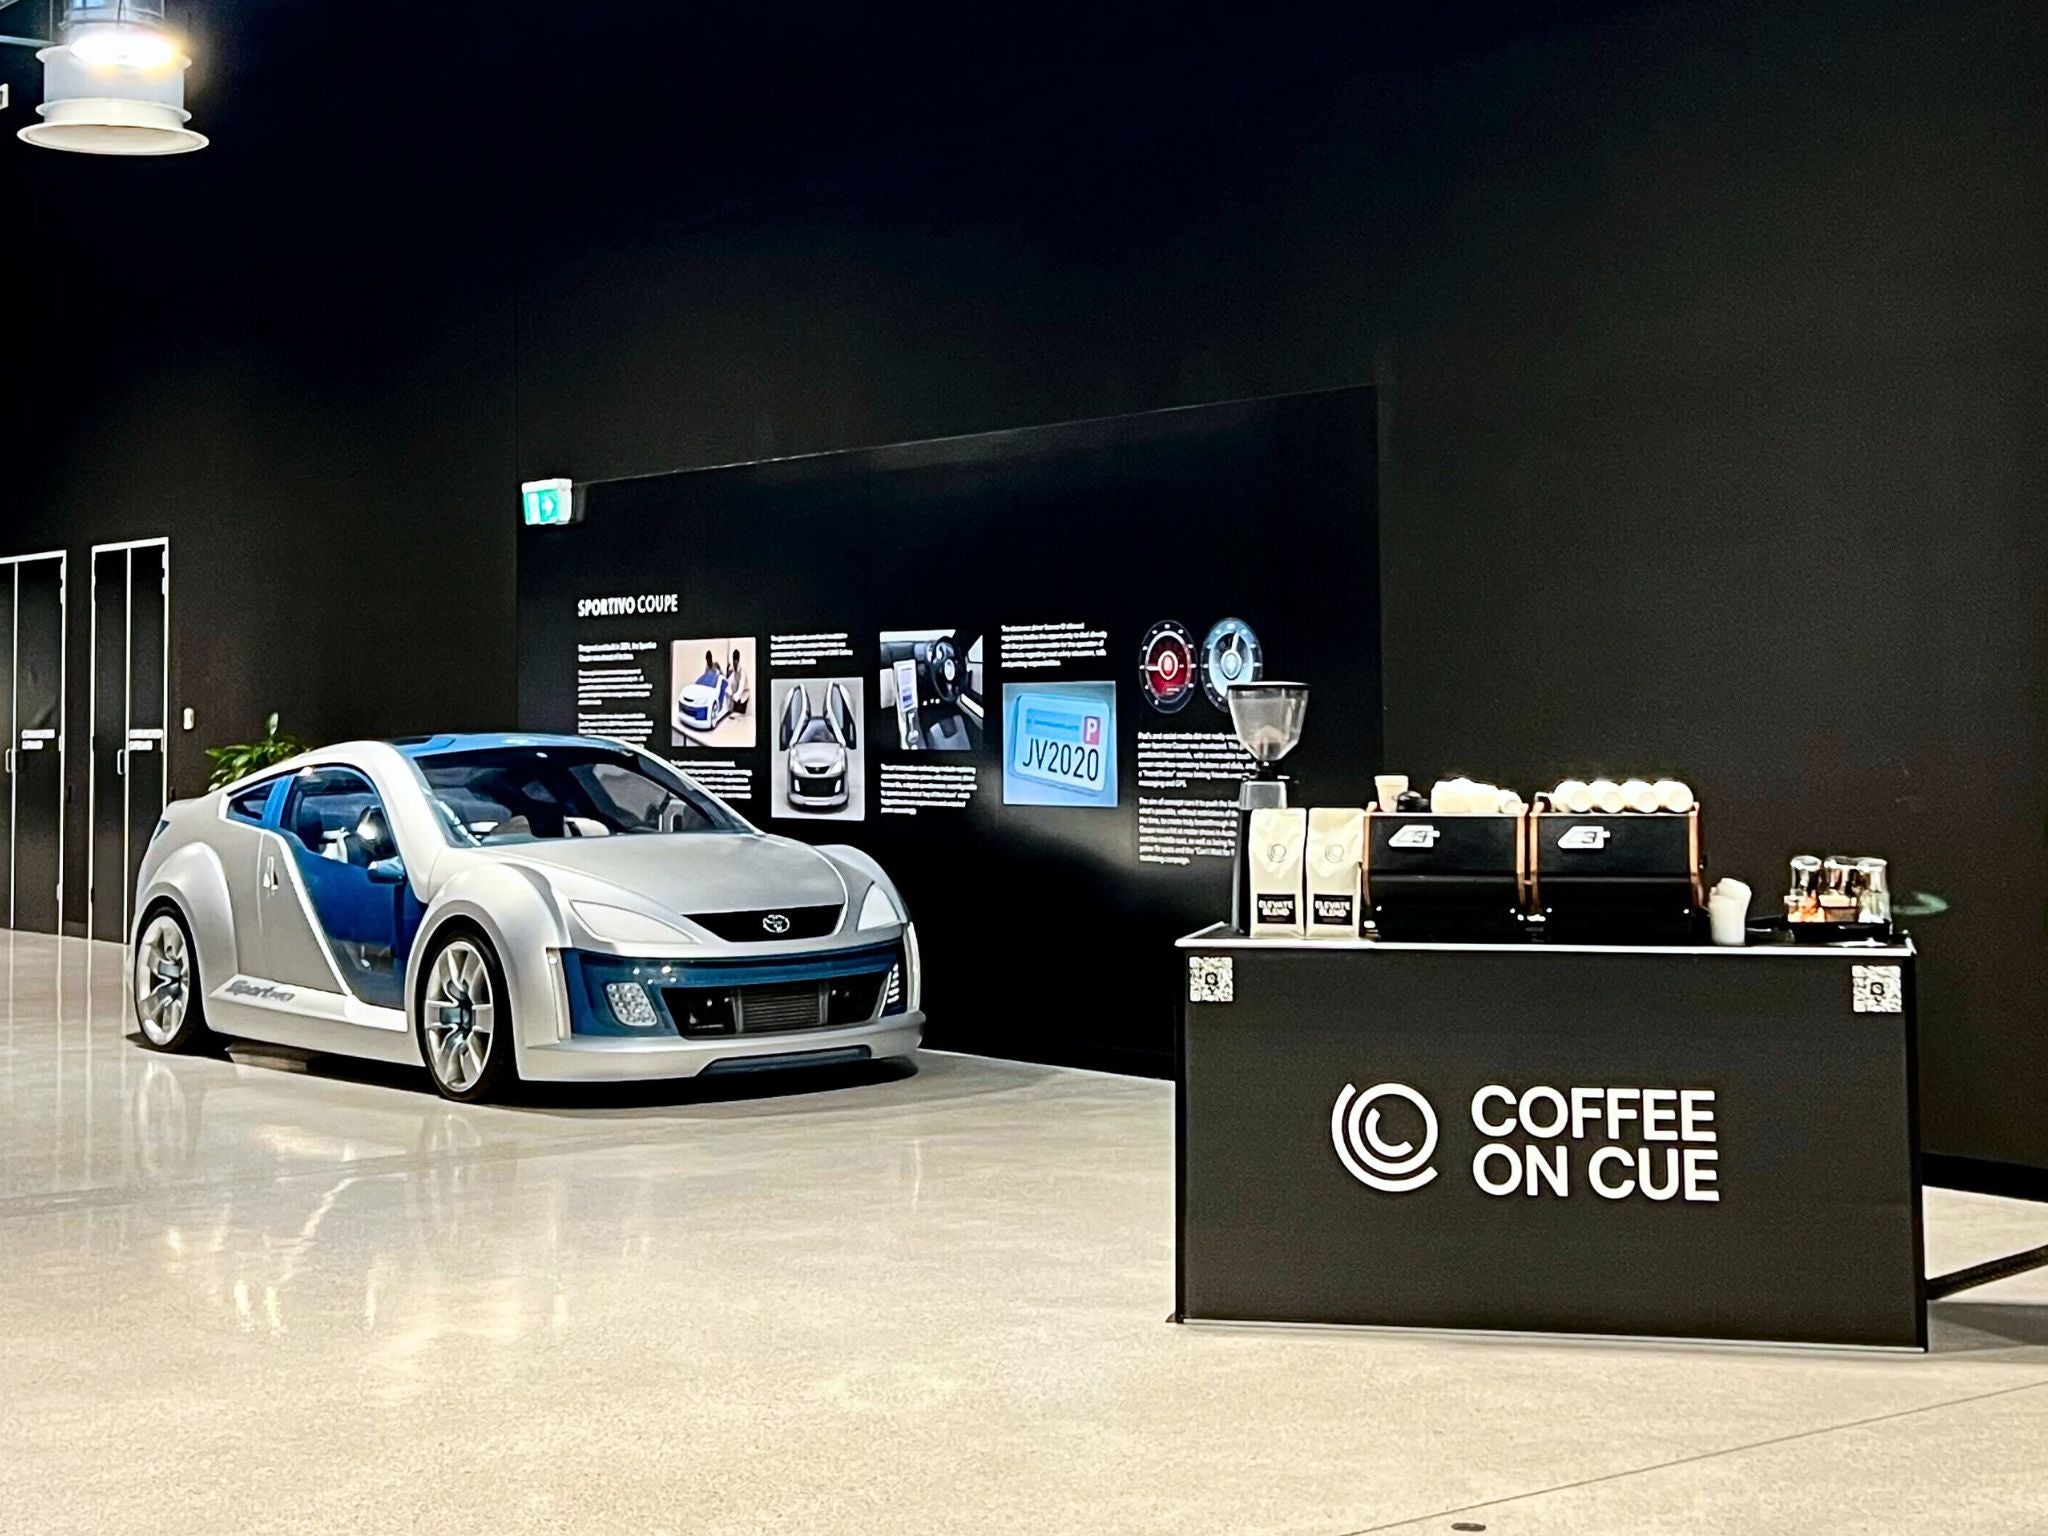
778,682,857,812
130,734,922,1100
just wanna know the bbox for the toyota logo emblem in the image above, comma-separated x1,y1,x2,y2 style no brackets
761,912,792,935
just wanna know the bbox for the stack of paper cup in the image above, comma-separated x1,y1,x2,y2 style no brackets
1708,877,1751,946
1374,775,1409,812
1590,779,1627,814
1553,779,1594,814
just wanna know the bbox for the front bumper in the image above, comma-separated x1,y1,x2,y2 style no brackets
527,937,918,1081
519,1012,924,1081
789,774,847,810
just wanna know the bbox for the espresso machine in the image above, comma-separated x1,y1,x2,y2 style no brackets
1226,681,1309,934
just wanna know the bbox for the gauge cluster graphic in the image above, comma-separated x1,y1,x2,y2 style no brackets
1139,620,1197,714
1200,618,1264,711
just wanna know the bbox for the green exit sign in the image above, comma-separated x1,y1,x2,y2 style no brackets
522,478,578,526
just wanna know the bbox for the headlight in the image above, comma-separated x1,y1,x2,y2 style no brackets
571,902,695,946
858,882,905,930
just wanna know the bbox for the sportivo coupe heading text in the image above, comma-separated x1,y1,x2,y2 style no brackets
131,735,922,1100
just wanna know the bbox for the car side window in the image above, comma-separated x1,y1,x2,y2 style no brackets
225,780,278,826
281,768,386,869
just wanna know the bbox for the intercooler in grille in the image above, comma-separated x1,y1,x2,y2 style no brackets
736,983,827,1034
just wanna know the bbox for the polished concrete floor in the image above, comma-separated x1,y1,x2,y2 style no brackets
1,932,2046,1534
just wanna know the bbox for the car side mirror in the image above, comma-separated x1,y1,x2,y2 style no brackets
367,857,407,886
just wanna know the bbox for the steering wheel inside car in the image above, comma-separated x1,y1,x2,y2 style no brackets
925,636,960,704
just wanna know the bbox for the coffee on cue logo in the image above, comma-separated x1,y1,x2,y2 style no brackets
1331,1082,1721,1203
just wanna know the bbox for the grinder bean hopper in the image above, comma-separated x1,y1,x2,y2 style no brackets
1227,682,1309,934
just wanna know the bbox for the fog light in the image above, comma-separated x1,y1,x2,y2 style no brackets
604,982,659,1028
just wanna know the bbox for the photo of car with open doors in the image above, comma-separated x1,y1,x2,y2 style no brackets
771,677,865,820
130,734,921,1101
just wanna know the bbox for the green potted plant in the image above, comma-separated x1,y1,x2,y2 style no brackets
205,713,311,789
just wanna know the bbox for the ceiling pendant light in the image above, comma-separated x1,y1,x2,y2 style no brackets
19,1,207,156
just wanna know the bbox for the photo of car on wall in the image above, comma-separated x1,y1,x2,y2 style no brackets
772,677,865,820
878,628,984,750
672,637,756,748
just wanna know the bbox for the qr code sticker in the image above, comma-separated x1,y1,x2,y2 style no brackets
1852,964,1904,1014
1188,956,1234,1004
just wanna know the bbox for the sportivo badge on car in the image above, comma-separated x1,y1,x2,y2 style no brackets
129,734,922,1101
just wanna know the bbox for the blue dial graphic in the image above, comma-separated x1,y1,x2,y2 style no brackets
1201,618,1264,712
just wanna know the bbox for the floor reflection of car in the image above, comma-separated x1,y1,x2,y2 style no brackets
677,646,750,737
779,683,858,811
878,630,982,750
130,733,921,1101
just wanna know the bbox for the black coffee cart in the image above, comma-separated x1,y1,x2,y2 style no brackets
1175,926,2041,1351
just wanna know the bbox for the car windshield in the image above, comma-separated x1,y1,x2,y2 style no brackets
411,746,746,845
796,719,841,747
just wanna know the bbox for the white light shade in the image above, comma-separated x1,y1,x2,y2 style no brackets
20,42,207,156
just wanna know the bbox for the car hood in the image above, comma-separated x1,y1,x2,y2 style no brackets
485,833,846,915
679,683,717,702
790,742,845,773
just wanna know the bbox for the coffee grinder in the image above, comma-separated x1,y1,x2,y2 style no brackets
1226,681,1310,934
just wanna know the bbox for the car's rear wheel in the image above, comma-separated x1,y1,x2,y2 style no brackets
134,905,217,1053
416,927,517,1103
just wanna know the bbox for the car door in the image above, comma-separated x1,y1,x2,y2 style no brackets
262,765,420,1011
217,776,284,976
778,684,808,752
827,681,858,750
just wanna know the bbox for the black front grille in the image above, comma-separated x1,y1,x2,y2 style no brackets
687,905,842,942
664,967,891,1038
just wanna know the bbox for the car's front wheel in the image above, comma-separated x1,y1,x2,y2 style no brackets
416,927,518,1103
134,905,217,1054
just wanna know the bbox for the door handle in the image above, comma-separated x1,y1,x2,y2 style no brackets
262,856,279,891
116,748,127,778
3,748,11,775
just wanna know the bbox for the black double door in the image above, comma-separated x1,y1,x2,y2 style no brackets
90,541,169,943
0,553,67,934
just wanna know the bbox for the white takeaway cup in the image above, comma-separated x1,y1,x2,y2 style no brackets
1708,878,1752,946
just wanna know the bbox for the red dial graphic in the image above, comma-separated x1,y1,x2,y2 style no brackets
1139,621,1197,714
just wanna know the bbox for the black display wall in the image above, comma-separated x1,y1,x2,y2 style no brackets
518,390,1380,1070
6,1,2045,1179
